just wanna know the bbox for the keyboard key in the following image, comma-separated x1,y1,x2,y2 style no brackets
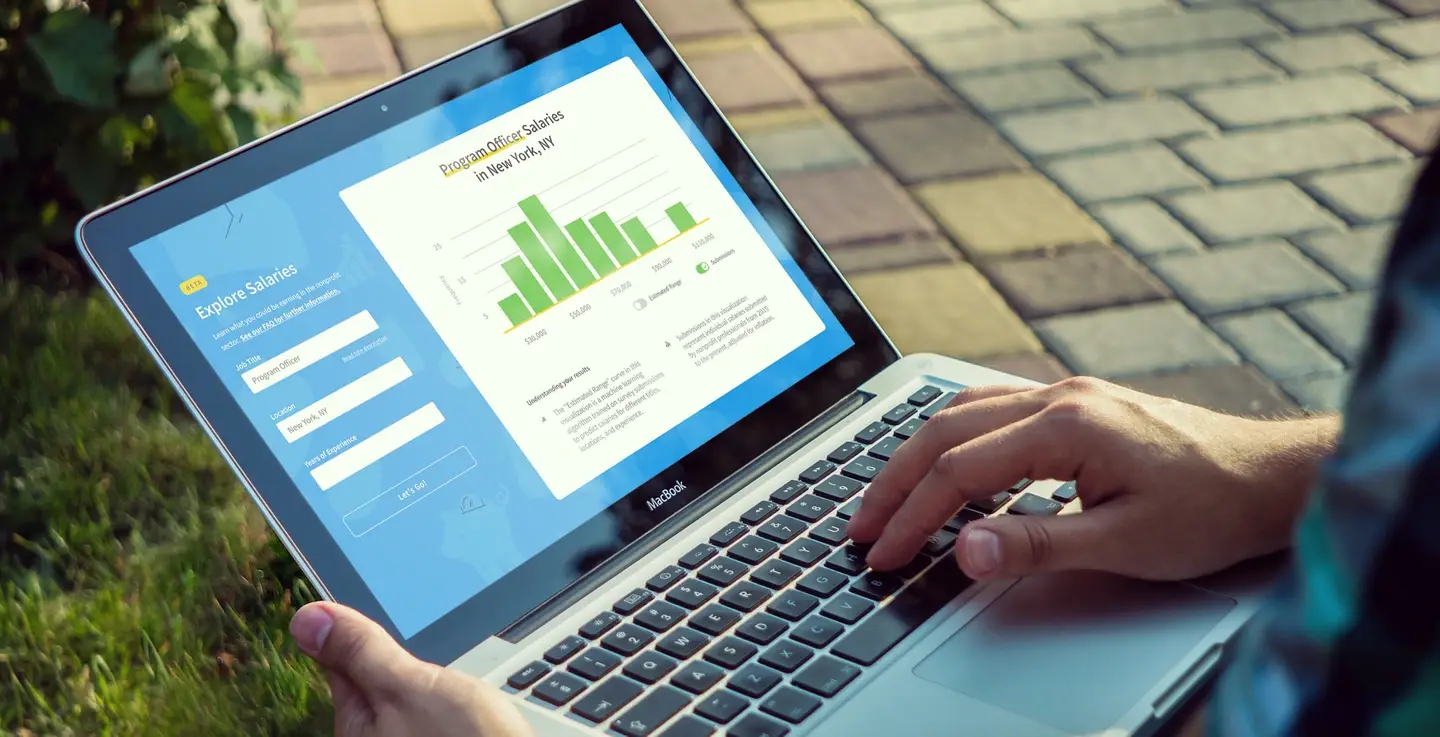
1052,481,1079,504
813,475,862,502
623,651,679,685
657,626,710,660
761,686,822,725
893,417,925,440
679,543,719,569
691,605,742,636
697,558,748,587
695,689,749,724
1010,479,1032,492
569,648,623,680
769,480,808,504
793,655,861,698
736,612,789,645
729,663,784,698
572,676,645,723
920,392,957,420
579,612,621,641
636,601,688,632
908,385,943,407
779,539,829,567
796,569,847,598
602,626,655,656
672,659,726,694
798,460,836,484
1009,493,1063,516
809,518,849,546
767,591,820,621
881,404,916,425
729,536,779,565
759,640,815,673
943,508,984,533
729,713,791,737
836,498,861,520
922,530,958,556
854,421,889,444
613,686,692,737
824,545,867,575
967,491,1012,514
614,588,655,616
667,579,720,610
721,581,773,613
740,500,779,525
534,672,589,705
820,593,874,624
832,561,974,666
826,441,864,464
792,616,844,648
894,554,933,581
868,435,904,461
546,634,587,663
710,521,748,547
841,457,885,483
648,565,687,592
850,572,903,601
786,495,835,522
507,661,550,689
705,636,758,669
660,716,715,737
752,559,803,589
757,516,805,544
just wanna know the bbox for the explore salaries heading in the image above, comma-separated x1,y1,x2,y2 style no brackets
194,264,301,320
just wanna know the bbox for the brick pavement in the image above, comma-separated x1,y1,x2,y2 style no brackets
292,0,1437,415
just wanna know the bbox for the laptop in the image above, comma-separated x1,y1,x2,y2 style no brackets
76,1,1274,735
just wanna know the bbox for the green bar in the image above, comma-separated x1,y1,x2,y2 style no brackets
519,195,594,289
621,217,660,254
591,213,637,265
508,223,574,301
565,219,617,277
666,202,697,232
502,255,556,312
498,294,532,326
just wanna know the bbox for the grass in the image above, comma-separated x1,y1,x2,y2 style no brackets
1,282,333,735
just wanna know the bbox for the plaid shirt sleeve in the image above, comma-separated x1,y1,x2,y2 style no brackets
1208,154,1440,737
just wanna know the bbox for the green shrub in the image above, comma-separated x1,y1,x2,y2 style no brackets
0,0,302,278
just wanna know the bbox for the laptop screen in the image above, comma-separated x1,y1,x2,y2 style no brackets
123,24,854,640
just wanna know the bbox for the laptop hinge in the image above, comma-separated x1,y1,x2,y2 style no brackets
497,388,873,643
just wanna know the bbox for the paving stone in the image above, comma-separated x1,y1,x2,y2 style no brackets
1078,47,1280,96
1256,32,1401,73
824,235,961,274
950,67,1096,114
976,353,1074,384
1289,292,1377,364
910,27,1103,74
1375,59,1440,104
743,118,872,173
1294,225,1394,289
1179,119,1409,182
1093,8,1282,51
877,3,1008,40
1213,309,1346,379
1262,0,1399,30
300,73,391,115
1187,72,1406,128
295,0,381,33
377,0,501,36
1092,200,1205,257
1371,17,1440,56
299,27,399,78
1369,107,1440,153
774,165,938,245
1150,241,1344,315
643,0,756,39
1034,302,1240,377
982,245,1171,318
395,28,490,69
914,172,1110,257
999,99,1215,157
1041,144,1208,203
685,40,815,112
991,0,1174,24
1123,366,1298,416
728,104,832,134
745,0,871,29
1386,0,1440,14
818,71,956,118
772,25,918,81
1303,160,1424,223
1282,373,1351,413
1165,182,1345,243
849,263,1042,358
853,109,1026,183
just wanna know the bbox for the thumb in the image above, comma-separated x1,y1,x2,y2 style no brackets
954,511,1115,580
291,601,426,698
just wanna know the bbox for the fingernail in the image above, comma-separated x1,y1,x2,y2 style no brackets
290,605,335,655
965,530,1002,575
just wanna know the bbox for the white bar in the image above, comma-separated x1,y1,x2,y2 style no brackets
242,311,379,393
311,403,444,491
277,358,413,443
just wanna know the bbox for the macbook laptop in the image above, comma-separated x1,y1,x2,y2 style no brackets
76,1,1274,735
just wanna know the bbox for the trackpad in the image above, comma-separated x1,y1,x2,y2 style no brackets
913,572,1234,734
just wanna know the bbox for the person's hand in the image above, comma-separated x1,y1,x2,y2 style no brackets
849,377,1339,581
290,601,536,737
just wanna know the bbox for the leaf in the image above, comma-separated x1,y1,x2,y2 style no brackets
0,119,15,164
98,116,148,160
166,79,228,152
225,105,257,146
124,41,174,97
56,139,119,210
27,9,121,109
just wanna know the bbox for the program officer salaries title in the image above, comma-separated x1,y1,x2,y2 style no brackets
438,110,565,179
192,265,301,320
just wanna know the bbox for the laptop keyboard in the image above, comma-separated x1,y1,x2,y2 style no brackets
505,386,1073,736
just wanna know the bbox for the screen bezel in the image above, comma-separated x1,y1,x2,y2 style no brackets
78,0,897,663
